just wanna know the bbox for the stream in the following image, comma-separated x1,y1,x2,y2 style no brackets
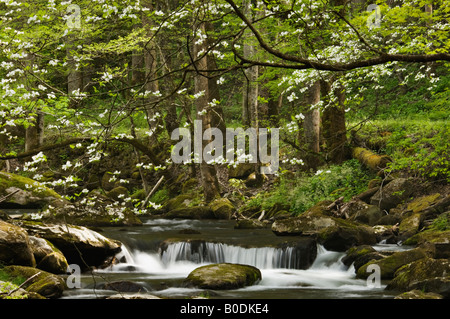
61,217,408,299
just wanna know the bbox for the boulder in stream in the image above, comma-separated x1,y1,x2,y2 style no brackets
19,221,121,270
2,265,66,299
184,263,262,290
0,220,36,267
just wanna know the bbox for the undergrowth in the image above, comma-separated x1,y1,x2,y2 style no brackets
247,159,375,215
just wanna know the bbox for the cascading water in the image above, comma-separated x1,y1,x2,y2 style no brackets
64,218,399,299
160,242,304,269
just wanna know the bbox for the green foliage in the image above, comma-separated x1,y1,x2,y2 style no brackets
384,121,450,182
247,160,375,215
431,213,450,231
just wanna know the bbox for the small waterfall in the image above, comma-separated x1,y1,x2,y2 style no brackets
160,242,304,269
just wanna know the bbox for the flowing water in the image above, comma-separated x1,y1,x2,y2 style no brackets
62,217,406,299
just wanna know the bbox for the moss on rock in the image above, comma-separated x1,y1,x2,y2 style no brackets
209,198,235,219
184,263,261,290
2,265,66,299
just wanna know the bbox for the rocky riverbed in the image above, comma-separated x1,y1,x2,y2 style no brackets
0,171,449,299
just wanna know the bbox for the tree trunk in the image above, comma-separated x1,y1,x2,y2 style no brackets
322,80,349,164
194,21,221,202
25,109,44,152
303,80,321,170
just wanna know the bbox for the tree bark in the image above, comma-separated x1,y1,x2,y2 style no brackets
303,80,321,170
25,109,44,153
322,80,349,164
193,20,221,202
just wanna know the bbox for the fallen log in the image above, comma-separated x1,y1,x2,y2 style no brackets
352,147,392,171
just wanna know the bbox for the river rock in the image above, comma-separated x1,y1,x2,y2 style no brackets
370,178,416,211
29,236,68,274
356,247,430,280
318,225,377,252
209,198,235,219
394,290,444,299
2,265,66,299
19,221,121,270
271,211,336,236
342,245,377,267
184,263,261,290
0,172,67,209
0,220,36,267
386,257,450,297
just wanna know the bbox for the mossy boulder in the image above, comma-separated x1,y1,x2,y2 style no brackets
184,263,261,290
20,221,121,270
394,290,444,299
29,236,68,274
0,220,36,267
342,245,377,267
351,205,383,226
386,257,450,297
370,178,416,211
317,224,377,252
105,186,129,201
404,230,450,259
2,265,66,299
356,247,430,280
0,172,66,209
271,203,335,236
272,203,377,251
181,178,199,194
228,163,254,179
161,194,199,213
209,198,235,219
406,193,441,214
398,213,422,239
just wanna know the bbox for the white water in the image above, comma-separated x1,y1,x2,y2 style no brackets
105,242,373,294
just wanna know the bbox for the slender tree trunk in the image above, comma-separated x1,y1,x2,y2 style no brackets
303,80,321,170
25,109,44,152
322,79,348,164
194,21,221,202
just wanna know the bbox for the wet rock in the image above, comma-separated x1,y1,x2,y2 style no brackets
184,263,261,290
386,257,450,297
342,245,377,267
0,220,36,267
394,290,443,299
2,265,66,299
271,210,335,236
20,221,121,270
209,198,235,219
356,247,430,280
29,236,68,274
318,225,377,252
